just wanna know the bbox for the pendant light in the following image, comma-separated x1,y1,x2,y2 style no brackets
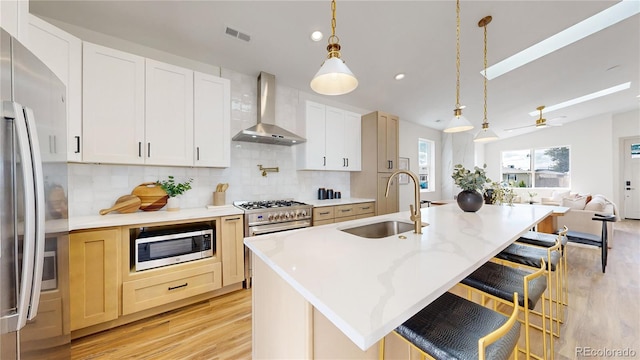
444,0,473,133
310,0,358,96
474,15,499,142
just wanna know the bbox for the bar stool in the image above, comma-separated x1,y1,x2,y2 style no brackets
378,291,521,360
460,260,549,360
493,232,565,341
563,214,616,273
516,227,569,316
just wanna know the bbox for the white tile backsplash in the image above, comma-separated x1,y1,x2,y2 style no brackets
68,68,351,217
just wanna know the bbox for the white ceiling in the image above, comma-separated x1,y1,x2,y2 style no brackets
30,1,640,139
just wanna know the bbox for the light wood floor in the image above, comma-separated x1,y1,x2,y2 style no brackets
71,220,639,360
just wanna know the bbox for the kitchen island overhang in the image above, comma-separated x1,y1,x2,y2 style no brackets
245,203,554,356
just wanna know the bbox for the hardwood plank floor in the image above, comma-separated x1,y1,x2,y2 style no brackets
71,220,639,359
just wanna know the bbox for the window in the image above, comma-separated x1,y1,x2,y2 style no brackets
501,146,570,188
418,138,435,192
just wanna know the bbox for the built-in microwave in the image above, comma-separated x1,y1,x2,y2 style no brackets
134,226,214,271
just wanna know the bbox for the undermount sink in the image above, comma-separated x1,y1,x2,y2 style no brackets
341,220,421,239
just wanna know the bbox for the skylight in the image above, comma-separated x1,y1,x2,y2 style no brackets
483,1,640,80
528,82,631,116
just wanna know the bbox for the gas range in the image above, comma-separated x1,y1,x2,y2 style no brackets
234,199,313,289
233,200,313,234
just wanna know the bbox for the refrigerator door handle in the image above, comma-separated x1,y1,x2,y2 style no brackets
23,107,46,321
8,101,37,331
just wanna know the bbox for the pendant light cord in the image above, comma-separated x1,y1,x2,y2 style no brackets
455,0,461,109
331,0,336,38
483,21,488,123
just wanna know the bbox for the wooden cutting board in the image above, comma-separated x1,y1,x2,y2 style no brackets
99,195,141,215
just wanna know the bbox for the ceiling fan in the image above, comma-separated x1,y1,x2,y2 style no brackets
505,105,563,131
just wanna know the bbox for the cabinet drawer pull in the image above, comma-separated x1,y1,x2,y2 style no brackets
225,217,241,221
75,136,80,153
341,209,351,213
168,283,188,291
319,211,330,215
361,206,371,210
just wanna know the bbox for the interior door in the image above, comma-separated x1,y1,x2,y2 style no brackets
623,137,640,219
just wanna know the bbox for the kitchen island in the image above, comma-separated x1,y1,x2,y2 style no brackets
244,203,553,358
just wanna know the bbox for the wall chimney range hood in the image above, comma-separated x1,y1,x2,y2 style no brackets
232,71,306,146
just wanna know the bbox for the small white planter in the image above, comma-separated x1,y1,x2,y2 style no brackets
167,196,181,211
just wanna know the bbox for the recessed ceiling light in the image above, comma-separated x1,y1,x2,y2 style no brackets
310,31,323,42
394,73,405,80
483,1,640,80
528,82,631,116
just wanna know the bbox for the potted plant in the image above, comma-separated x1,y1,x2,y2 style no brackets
489,181,516,206
157,176,193,211
528,191,537,204
451,164,492,212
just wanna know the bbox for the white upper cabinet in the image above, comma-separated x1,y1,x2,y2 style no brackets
26,15,82,161
144,59,193,166
194,72,230,168
297,101,327,170
0,0,28,42
343,110,361,171
82,42,145,164
297,100,361,171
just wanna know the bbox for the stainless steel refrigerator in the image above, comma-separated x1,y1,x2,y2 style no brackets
0,28,70,359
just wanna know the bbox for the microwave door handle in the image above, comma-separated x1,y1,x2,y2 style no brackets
9,102,37,331
23,107,46,321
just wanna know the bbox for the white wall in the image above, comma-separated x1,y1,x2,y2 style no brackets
483,112,635,205
398,121,442,210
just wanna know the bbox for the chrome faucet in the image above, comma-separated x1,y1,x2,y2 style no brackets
385,170,422,234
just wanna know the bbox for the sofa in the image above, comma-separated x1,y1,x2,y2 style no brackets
538,191,617,248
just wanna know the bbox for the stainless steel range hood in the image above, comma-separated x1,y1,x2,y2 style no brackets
232,71,306,146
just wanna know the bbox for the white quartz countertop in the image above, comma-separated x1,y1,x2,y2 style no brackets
70,205,243,231
303,197,376,207
244,203,553,350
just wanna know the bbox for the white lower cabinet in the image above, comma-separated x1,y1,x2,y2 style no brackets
297,100,361,171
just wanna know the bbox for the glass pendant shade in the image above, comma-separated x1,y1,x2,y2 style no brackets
310,57,358,95
444,108,474,133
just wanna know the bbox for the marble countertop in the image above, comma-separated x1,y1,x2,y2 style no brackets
69,205,243,231
244,203,553,350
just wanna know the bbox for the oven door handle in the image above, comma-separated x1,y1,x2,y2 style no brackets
249,222,310,236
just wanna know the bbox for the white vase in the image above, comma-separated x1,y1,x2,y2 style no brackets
167,197,180,211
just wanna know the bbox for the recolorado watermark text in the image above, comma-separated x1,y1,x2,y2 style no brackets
576,346,637,358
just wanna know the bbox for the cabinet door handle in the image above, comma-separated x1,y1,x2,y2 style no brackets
346,158,349,167
138,142,142,157
225,217,241,221
147,142,151,157
323,156,326,166
197,147,200,161
53,135,57,153
74,136,80,153
168,283,188,291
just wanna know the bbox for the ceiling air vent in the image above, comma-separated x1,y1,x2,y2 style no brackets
225,26,251,42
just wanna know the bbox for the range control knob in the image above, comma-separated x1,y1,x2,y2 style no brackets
268,214,274,221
